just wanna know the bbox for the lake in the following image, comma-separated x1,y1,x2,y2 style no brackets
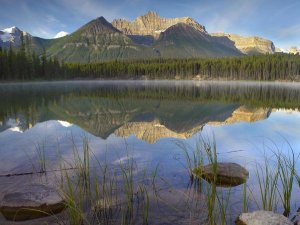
1,80,300,224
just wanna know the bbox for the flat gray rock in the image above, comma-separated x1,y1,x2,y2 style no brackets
0,184,65,221
194,162,249,187
236,211,293,225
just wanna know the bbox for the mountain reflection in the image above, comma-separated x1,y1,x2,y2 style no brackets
0,81,299,142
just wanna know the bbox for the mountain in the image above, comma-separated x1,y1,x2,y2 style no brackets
287,47,300,54
46,17,160,62
154,23,243,58
0,12,281,62
0,26,51,54
45,12,242,61
211,33,275,55
112,11,207,45
0,26,28,48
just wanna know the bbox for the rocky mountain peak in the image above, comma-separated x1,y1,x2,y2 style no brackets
2,26,21,34
0,26,31,47
112,11,206,39
80,16,121,35
143,10,159,18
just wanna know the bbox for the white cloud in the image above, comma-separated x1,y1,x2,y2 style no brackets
54,31,69,38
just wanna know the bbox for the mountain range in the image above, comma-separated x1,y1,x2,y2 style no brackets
0,11,288,62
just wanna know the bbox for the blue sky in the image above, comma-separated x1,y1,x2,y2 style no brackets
0,0,299,49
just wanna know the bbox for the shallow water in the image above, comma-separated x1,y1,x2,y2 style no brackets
1,80,300,224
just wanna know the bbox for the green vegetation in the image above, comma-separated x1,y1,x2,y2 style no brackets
154,23,242,58
1,43,300,81
178,137,300,224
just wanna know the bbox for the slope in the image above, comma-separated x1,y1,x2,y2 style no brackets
46,17,160,62
154,23,243,58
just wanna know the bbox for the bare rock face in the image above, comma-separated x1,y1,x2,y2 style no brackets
225,106,271,123
0,184,65,221
194,163,249,187
288,46,300,54
208,106,271,126
211,33,275,54
236,211,293,225
114,119,202,143
112,11,207,39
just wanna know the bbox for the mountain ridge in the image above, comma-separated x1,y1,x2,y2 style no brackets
112,11,207,40
46,16,160,62
0,11,285,62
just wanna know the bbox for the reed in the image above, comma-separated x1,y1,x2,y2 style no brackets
175,139,204,181
35,141,46,173
62,171,86,225
120,155,135,225
275,147,296,216
242,183,248,213
255,157,279,211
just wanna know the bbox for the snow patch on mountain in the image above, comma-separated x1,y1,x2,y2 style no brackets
3,26,18,34
54,31,68,39
0,32,12,42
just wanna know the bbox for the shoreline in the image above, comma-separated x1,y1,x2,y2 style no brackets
1,78,300,85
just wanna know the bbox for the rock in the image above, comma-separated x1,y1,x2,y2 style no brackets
194,162,249,187
211,33,275,54
235,211,293,225
112,11,207,39
114,119,202,144
0,184,65,221
208,106,271,126
288,46,300,55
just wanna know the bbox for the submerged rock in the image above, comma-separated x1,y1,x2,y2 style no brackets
0,184,65,221
235,211,293,225
194,162,249,187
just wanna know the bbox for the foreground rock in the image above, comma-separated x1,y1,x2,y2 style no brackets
235,211,293,225
194,162,249,187
0,184,65,221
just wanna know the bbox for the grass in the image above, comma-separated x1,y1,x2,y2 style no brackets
18,134,300,225
178,134,300,225
277,149,296,217
175,137,204,182
242,183,248,213
254,157,279,211
34,140,47,173
54,137,156,225
62,171,86,225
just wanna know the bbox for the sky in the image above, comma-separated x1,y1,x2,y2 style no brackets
0,0,299,49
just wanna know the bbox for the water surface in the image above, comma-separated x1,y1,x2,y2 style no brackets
1,80,300,224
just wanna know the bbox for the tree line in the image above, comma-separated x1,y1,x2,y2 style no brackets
1,43,300,81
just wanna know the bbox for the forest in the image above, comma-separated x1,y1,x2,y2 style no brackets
0,41,300,81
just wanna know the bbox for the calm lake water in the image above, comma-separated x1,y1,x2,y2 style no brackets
1,80,300,224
